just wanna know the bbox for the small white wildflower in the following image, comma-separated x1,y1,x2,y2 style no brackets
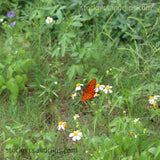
57,121,67,130
154,95,160,100
103,85,113,94
71,93,77,99
149,96,155,104
54,81,58,85
95,83,105,92
75,83,84,91
74,114,80,120
134,118,140,124
46,17,53,24
69,130,82,141
0,18,3,22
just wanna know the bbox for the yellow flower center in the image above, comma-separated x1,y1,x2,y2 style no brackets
73,132,78,136
86,150,89,153
153,102,157,107
76,83,80,87
48,18,51,22
130,131,134,135
71,94,74,98
96,84,100,88
75,115,78,118
135,119,138,122
63,123,67,128
58,121,62,125
149,96,153,100
106,86,110,90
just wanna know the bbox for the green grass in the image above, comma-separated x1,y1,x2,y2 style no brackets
0,0,160,159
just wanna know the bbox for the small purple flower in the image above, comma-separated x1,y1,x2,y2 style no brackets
11,21,16,26
7,11,16,18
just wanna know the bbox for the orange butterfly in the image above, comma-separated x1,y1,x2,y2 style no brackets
82,79,96,102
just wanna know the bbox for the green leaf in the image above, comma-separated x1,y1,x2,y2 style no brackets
12,124,24,129
148,147,157,155
52,47,60,57
4,144,13,158
66,65,76,81
56,9,63,23
0,75,5,87
29,10,38,20
5,126,15,135
15,75,23,84
72,21,83,27
75,65,83,75
0,63,5,69
7,66,14,79
0,86,6,94
6,137,23,145
6,78,19,99
155,145,160,158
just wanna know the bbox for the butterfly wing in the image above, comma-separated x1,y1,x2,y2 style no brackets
85,79,96,92
82,92,94,102
82,79,96,102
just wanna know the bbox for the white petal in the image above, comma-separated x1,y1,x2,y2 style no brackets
75,86,80,91
72,136,77,141
95,88,98,92
104,89,108,94
69,133,73,137
58,126,61,130
78,132,82,136
76,136,81,140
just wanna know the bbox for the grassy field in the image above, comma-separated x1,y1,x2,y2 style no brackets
0,0,160,159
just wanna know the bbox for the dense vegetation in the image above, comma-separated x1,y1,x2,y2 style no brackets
0,0,160,159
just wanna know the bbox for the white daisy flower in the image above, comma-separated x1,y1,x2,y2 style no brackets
74,114,80,120
57,121,67,130
0,18,3,22
54,81,58,85
134,118,139,124
149,96,155,104
75,83,84,91
103,85,113,94
135,135,137,138
154,95,160,100
46,17,53,24
69,130,82,141
95,83,105,92
71,93,76,99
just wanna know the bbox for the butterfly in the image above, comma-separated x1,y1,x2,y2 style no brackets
82,79,96,102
